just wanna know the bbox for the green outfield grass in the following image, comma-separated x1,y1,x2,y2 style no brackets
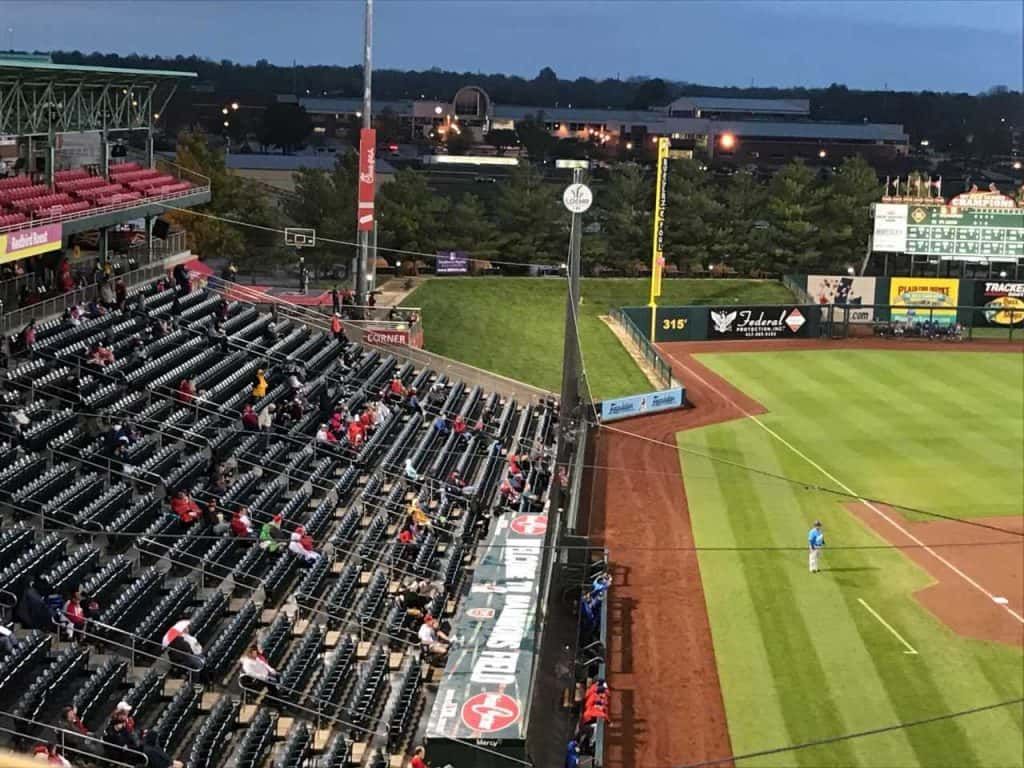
679,350,1024,767
407,277,793,399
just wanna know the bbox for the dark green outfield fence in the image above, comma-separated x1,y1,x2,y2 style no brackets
617,275,1023,343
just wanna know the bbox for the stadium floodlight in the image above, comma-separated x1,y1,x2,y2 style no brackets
625,141,633,150
223,120,230,128
920,139,930,146
719,132,736,150
231,102,240,111
818,149,827,158
434,105,443,115
1014,161,1022,170
222,107,229,115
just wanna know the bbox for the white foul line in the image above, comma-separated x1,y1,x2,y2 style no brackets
858,598,919,654
662,350,1024,627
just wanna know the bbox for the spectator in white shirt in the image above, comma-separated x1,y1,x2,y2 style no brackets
417,615,449,657
240,645,278,694
289,526,321,565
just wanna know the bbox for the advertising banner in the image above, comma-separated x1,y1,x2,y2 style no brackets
356,128,376,232
435,250,469,275
807,275,877,323
707,305,817,339
426,512,547,755
975,280,1024,326
0,223,63,265
889,277,959,326
872,203,909,252
600,386,684,422
364,328,410,345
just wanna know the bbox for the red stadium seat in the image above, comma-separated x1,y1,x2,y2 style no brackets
0,175,33,191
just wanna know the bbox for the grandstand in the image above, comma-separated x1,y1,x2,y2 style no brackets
0,55,208,325
0,272,575,767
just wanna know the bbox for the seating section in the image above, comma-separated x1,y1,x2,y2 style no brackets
0,278,560,767
0,162,198,229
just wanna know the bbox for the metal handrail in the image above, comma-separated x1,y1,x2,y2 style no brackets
0,710,149,768
609,307,676,390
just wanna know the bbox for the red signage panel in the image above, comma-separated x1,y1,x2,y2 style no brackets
357,127,376,232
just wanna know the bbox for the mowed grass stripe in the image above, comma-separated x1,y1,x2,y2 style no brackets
681,431,790,764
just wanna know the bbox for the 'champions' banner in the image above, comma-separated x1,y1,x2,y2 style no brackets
889,277,959,326
0,223,63,265
600,386,684,422
975,281,1024,326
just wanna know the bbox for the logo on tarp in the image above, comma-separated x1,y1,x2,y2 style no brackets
784,308,806,333
466,607,496,620
460,692,521,733
510,514,547,536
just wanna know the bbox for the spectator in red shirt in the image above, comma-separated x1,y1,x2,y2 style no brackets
453,415,467,439
231,507,254,538
177,378,196,405
347,419,364,448
60,705,90,736
584,679,609,710
508,453,521,476
410,745,429,768
170,490,201,524
64,588,86,633
387,376,406,401
241,404,259,431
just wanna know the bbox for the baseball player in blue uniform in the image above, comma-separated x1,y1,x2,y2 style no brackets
808,520,825,573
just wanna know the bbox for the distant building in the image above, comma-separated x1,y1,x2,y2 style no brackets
225,151,396,193
289,89,908,167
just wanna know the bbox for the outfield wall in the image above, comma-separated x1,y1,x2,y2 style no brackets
621,303,823,343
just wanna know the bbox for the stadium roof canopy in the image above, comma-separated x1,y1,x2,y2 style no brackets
0,54,196,137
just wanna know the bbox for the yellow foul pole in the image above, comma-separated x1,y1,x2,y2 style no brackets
648,137,670,342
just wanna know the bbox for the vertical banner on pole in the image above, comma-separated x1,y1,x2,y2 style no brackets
357,128,377,232
649,137,670,340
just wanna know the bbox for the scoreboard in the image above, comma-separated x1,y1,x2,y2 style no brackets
905,206,1024,260
873,195,1024,261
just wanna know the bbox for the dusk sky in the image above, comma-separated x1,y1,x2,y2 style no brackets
6,0,1022,93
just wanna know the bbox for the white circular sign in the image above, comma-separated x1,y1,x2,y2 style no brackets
563,183,593,213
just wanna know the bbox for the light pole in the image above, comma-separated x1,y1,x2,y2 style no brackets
555,170,592,515
355,0,374,316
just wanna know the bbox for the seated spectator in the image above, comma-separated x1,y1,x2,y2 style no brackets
417,615,449,658
241,403,259,431
408,498,430,530
374,400,391,426
142,729,184,768
177,378,196,405
260,514,284,553
104,703,140,752
432,415,449,437
19,319,37,353
240,644,279,694
406,388,424,417
87,343,115,367
584,679,609,710
499,479,520,507
170,490,201,524
346,418,364,448
60,705,91,737
251,368,268,399
64,588,87,636
203,499,229,535
403,458,420,482
161,620,204,672
453,414,467,439
396,579,432,618
231,507,254,538
288,525,321,565
386,375,406,402
316,423,338,445
99,279,117,309
257,404,275,433
43,584,74,640
410,746,428,768
397,525,416,546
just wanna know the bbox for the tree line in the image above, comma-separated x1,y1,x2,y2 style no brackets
170,131,880,278
52,51,1021,160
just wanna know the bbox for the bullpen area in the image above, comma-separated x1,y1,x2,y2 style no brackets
635,341,1023,768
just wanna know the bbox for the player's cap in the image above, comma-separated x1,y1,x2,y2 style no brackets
814,520,822,527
